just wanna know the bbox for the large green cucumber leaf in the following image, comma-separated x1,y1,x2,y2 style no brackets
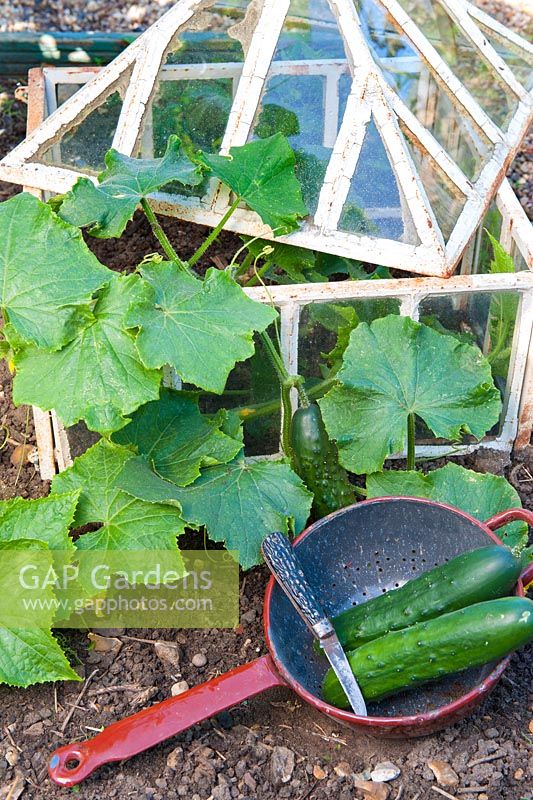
319,315,501,474
113,389,242,486
0,538,47,551
0,537,57,630
367,462,528,550
0,500,81,687
118,455,312,569
0,627,81,687
114,455,184,506
130,265,276,393
0,193,110,350
201,134,308,235
13,274,161,434
51,440,185,554
0,492,79,552
59,135,203,238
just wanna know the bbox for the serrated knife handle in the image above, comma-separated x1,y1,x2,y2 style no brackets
262,532,333,637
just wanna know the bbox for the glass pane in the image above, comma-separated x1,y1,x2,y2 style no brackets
338,118,419,243
356,0,493,181
142,1,249,198
510,242,529,272
419,290,520,437
472,202,502,275
199,325,281,456
298,298,401,381
393,0,519,129
249,0,351,214
56,83,84,105
477,23,533,91
403,130,466,240
40,87,125,173
390,68,492,181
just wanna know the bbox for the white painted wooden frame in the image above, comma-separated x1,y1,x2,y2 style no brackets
0,0,531,278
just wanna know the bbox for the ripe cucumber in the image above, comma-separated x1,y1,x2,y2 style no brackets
290,403,355,519
324,545,522,652
323,596,533,708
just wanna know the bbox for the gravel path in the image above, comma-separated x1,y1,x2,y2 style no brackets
0,0,532,46
0,0,173,33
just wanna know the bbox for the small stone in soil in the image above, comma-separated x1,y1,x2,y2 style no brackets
130,686,158,707
10,443,35,467
334,761,353,778
353,777,390,799
24,722,44,737
171,680,190,696
166,746,183,770
243,772,257,792
427,760,459,787
191,652,207,667
370,761,401,782
88,632,122,654
154,641,181,669
313,764,326,780
485,727,500,739
270,745,295,785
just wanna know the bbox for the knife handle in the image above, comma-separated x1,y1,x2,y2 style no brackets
261,532,333,640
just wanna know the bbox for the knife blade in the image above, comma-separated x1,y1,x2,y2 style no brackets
261,532,367,716
319,631,367,715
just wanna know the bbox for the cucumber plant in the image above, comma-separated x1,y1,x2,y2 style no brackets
0,131,527,687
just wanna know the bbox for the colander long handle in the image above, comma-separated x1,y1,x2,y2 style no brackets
48,655,284,788
485,508,533,587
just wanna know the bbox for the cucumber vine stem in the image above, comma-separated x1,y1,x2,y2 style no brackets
259,330,309,457
236,376,335,421
259,331,309,407
140,198,189,272
245,260,273,287
280,383,294,461
233,250,254,278
407,412,416,471
188,197,241,267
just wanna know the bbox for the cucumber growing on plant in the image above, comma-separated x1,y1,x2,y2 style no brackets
322,596,533,708
290,402,355,519
316,545,522,653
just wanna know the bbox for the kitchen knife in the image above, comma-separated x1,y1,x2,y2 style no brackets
261,531,367,716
